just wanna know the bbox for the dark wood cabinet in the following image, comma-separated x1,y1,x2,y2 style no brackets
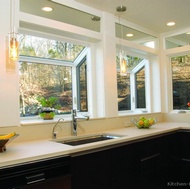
2,129,188,189
71,131,180,189
139,132,180,189
0,155,71,189
113,143,140,189
180,130,190,159
138,137,164,189
179,130,190,183
24,175,71,189
71,148,115,189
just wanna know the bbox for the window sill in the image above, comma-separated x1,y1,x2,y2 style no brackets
169,110,190,114
118,109,149,116
20,115,72,126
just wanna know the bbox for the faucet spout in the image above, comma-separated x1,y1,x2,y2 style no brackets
52,118,64,139
72,109,89,136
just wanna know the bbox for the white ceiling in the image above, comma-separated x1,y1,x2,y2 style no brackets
74,0,190,33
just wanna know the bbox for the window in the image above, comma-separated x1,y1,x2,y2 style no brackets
135,67,146,108
117,71,131,111
19,62,72,117
19,34,87,117
117,54,146,111
76,57,88,112
171,54,190,110
20,0,101,32
115,23,157,49
19,34,85,61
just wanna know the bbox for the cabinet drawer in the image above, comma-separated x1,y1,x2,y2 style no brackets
0,155,71,189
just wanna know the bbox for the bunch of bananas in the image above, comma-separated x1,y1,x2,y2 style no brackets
0,132,16,140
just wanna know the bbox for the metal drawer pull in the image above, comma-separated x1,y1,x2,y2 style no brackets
26,173,45,184
141,153,160,162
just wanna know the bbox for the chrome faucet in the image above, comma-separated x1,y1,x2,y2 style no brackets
72,109,89,136
52,118,64,139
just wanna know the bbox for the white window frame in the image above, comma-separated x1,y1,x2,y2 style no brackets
168,52,190,113
19,35,90,121
132,59,150,112
118,57,151,115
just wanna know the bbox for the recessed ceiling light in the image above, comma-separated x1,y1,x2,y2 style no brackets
167,22,175,26
41,6,53,12
126,33,133,37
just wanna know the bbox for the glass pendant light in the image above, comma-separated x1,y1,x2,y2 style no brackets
116,5,127,76
120,53,127,75
9,0,19,62
9,28,19,61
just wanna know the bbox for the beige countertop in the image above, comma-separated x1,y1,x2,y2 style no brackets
1,122,190,168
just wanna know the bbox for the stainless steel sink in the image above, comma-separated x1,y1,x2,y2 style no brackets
52,133,123,146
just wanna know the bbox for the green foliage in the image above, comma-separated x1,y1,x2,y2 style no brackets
19,34,85,61
39,112,55,119
36,96,58,108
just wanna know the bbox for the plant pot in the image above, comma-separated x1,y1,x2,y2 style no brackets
40,110,55,120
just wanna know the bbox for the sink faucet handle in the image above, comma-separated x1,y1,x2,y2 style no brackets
72,109,77,115
84,115,90,120
53,131,57,139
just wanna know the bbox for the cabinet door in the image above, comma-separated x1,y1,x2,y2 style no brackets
0,155,71,189
113,143,140,189
71,148,115,189
161,132,180,183
138,137,164,189
180,131,190,159
140,152,163,189
179,131,190,182
137,132,180,189
71,132,180,189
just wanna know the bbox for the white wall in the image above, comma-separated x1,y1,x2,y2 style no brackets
0,0,161,127
1,0,189,129
0,113,164,142
0,0,20,127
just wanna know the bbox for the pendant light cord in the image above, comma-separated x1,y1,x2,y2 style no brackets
10,0,16,33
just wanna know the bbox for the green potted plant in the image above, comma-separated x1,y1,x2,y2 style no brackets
37,96,59,120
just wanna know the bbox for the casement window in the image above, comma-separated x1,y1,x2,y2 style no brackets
19,34,88,117
171,54,190,110
135,66,146,109
76,57,88,112
117,54,147,111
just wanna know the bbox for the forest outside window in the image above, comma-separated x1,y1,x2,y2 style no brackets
171,54,190,110
19,62,72,117
76,57,88,112
19,34,87,118
135,66,146,109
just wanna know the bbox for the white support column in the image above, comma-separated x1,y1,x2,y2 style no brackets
91,12,118,118
0,0,20,126
101,12,118,118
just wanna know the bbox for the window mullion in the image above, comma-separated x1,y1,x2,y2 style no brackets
130,72,136,110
